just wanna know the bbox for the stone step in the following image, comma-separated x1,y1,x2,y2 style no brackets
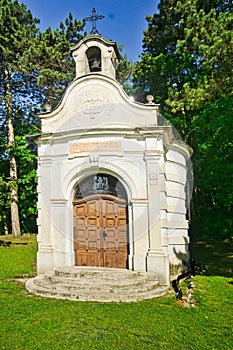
26,278,167,302
25,267,168,303
46,274,156,287
54,266,156,280
33,276,159,294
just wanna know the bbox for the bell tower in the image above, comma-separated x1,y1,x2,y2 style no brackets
71,35,121,79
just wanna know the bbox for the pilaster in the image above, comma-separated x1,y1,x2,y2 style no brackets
130,199,149,271
144,149,164,254
144,143,169,285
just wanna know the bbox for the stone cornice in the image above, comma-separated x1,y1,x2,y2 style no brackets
70,34,121,59
35,126,192,158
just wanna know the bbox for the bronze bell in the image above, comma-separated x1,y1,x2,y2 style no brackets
90,58,101,71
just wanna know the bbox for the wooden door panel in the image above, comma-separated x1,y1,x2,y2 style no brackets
88,228,101,248
118,217,127,226
74,203,86,216
118,206,126,215
105,252,127,268
104,218,115,228
86,200,99,215
87,218,98,227
102,200,115,214
103,230,117,250
77,252,100,267
73,195,128,268
104,252,117,268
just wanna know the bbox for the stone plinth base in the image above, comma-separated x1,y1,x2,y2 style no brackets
133,255,146,271
146,253,169,285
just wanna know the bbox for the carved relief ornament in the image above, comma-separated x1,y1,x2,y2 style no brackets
72,86,113,120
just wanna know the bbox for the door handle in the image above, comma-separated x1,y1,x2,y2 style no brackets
103,230,107,239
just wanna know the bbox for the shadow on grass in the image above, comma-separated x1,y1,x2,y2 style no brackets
190,238,233,277
0,239,28,247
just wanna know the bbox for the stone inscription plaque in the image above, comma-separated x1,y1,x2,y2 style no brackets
70,141,122,154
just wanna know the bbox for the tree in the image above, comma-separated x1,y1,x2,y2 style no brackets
167,0,233,113
0,0,40,235
132,0,186,108
0,1,85,235
190,95,233,238
133,0,233,115
132,0,233,238
25,13,85,108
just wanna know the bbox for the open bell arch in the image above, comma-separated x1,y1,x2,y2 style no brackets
86,46,102,72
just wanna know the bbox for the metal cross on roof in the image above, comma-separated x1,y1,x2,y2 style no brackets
84,8,105,35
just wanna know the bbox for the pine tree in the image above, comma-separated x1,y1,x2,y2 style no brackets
0,0,40,235
25,13,85,108
132,0,233,238
133,0,233,115
0,1,85,235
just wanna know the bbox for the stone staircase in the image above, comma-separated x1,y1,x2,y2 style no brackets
25,267,168,302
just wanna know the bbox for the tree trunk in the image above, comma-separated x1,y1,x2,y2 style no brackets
4,67,21,236
2,210,9,235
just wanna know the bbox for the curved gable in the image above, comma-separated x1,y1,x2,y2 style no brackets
39,75,159,133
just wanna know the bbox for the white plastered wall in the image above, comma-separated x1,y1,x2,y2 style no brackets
165,148,190,277
37,134,153,274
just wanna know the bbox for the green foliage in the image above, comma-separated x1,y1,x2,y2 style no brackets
0,0,40,65
0,0,42,112
134,0,233,113
167,0,233,112
0,1,85,234
0,235,232,349
115,45,132,85
25,13,85,107
133,0,233,238
0,0,41,235
14,136,38,232
190,95,233,237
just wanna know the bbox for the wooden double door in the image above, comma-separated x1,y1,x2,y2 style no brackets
73,194,128,268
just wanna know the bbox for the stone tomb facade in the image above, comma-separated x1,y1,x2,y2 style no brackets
36,35,192,285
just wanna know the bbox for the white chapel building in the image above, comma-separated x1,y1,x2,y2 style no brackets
36,34,192,286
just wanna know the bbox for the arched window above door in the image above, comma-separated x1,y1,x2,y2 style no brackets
86,46,101,72
74,174,127,200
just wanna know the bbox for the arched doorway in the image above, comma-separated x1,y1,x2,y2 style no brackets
73,174,129,268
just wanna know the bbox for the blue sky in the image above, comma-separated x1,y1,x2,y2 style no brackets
19,0,160,62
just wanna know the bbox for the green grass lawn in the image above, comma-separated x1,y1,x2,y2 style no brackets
0,235,232,350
